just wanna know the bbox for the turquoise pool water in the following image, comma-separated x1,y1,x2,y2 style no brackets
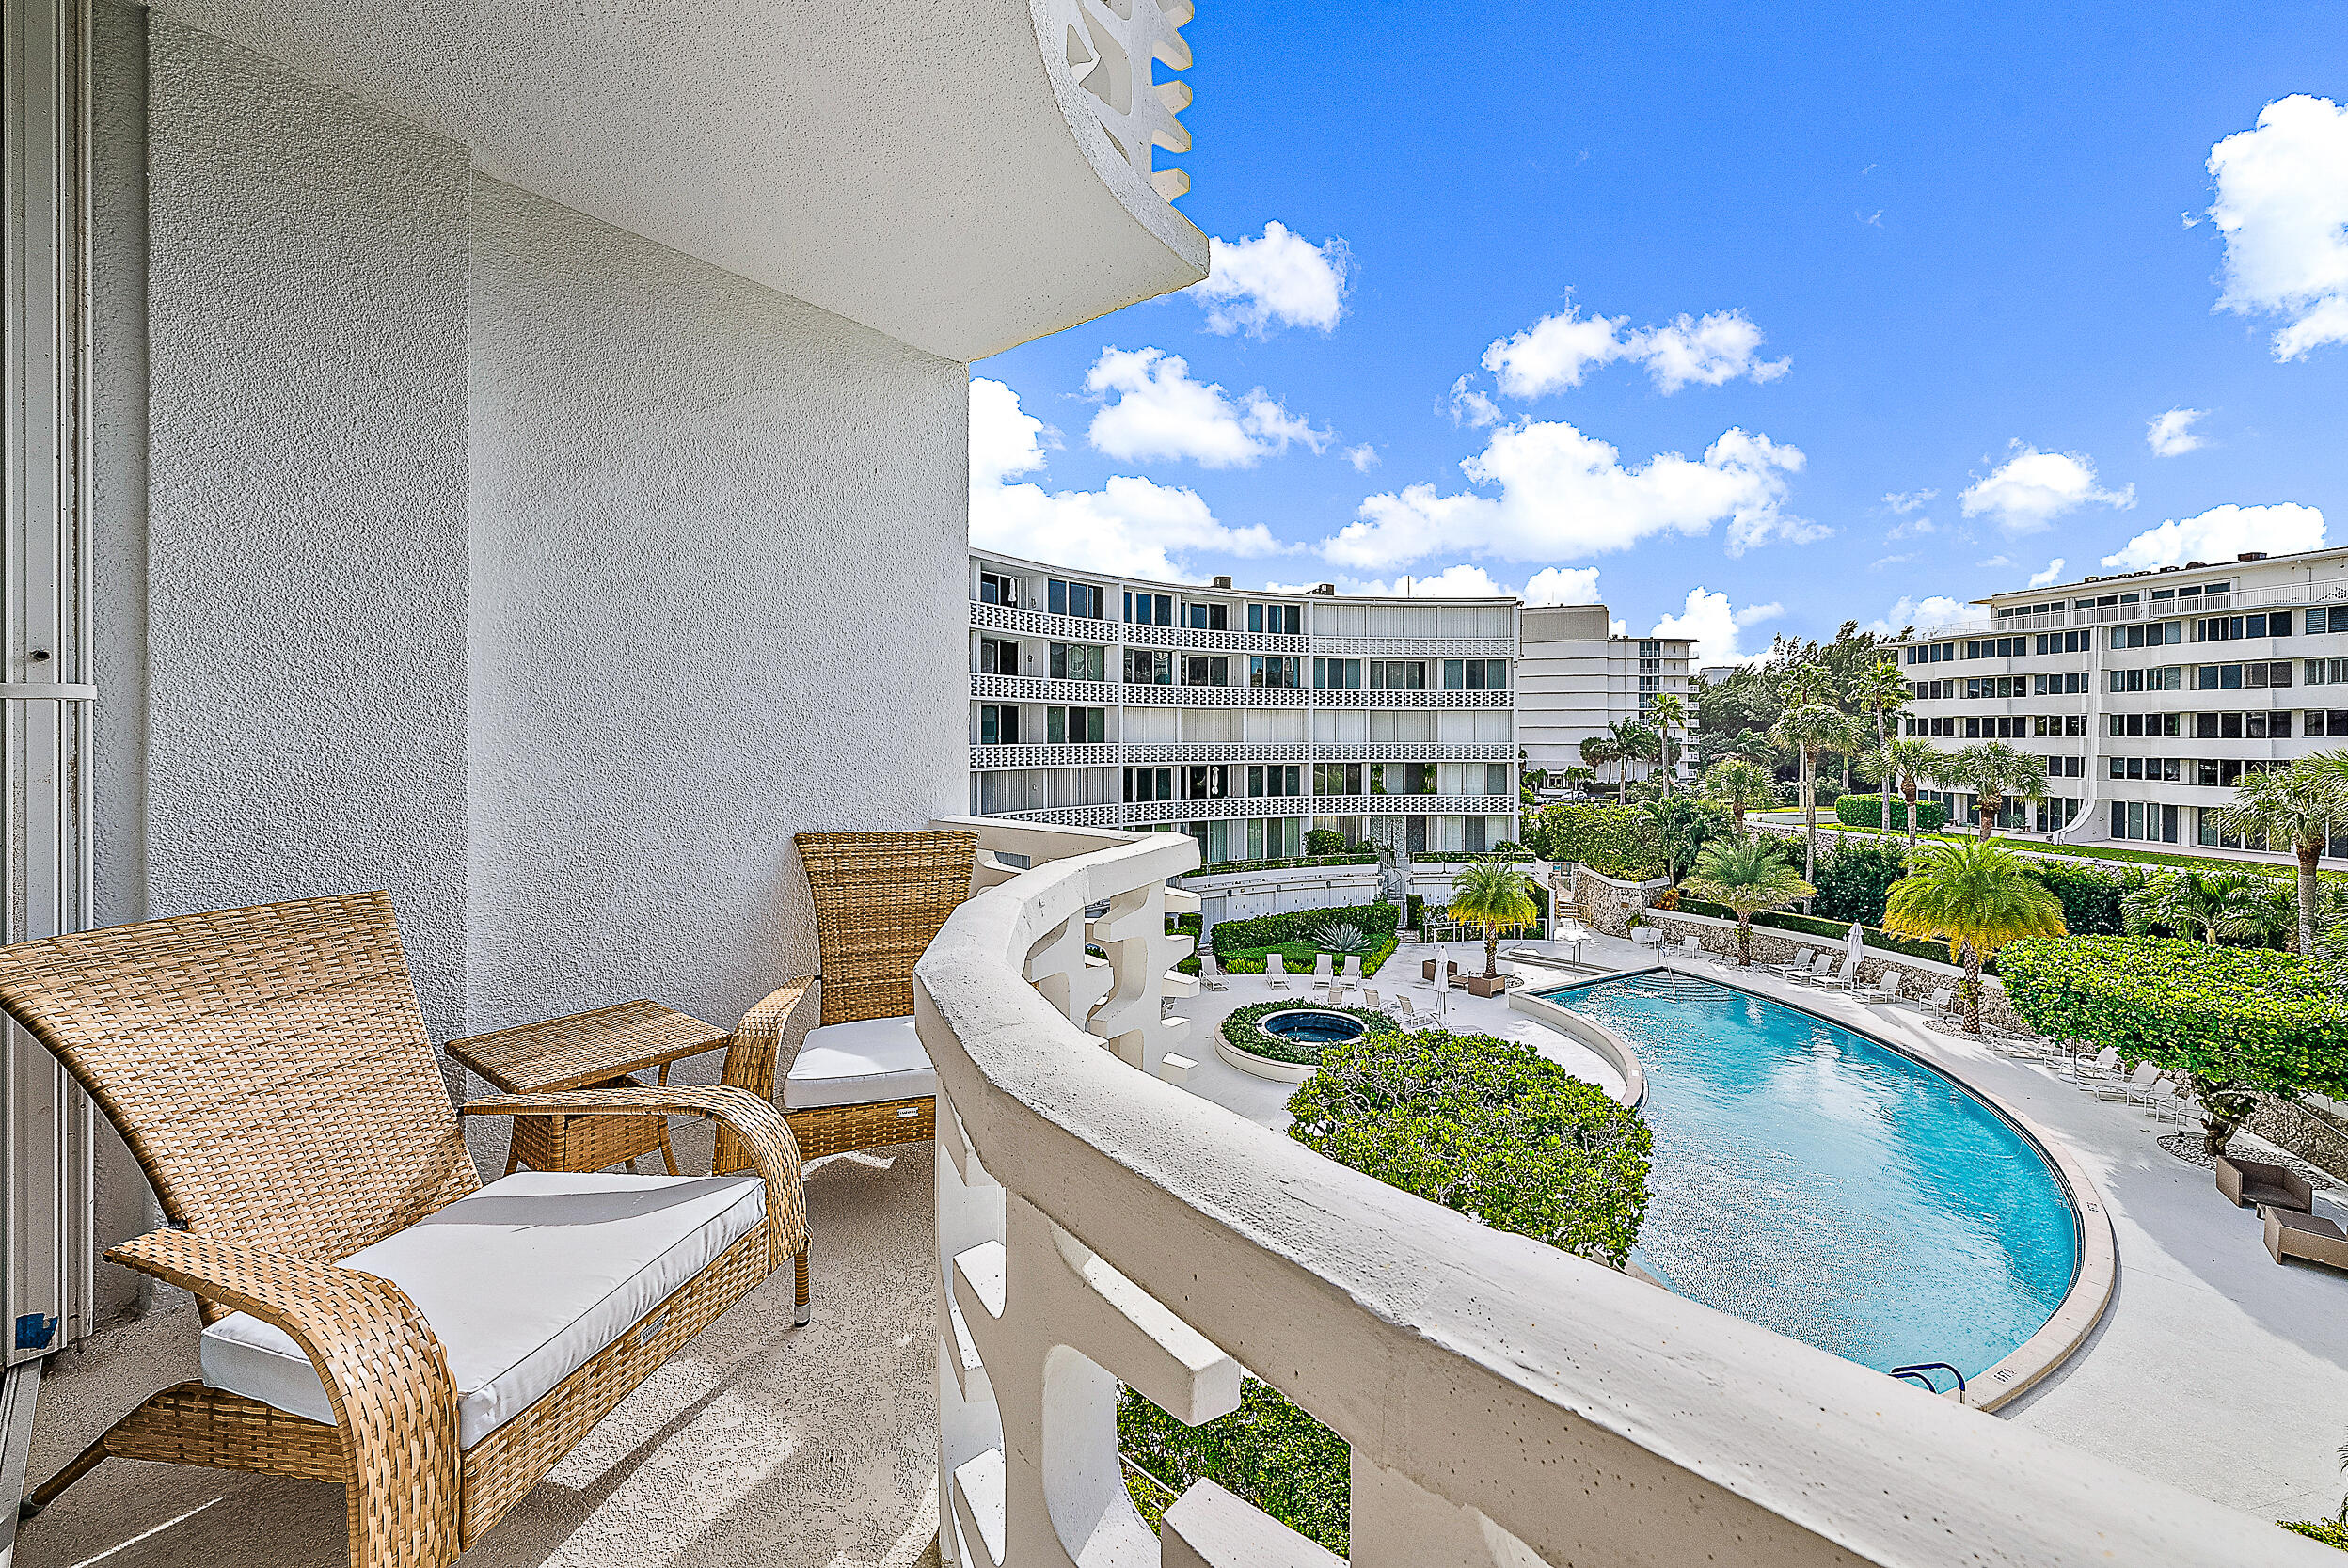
1546,974,2077,1380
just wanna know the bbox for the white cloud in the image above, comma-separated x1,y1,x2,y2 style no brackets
1188,220,1352,337
2146,407,2210,456
1887,515,1936,540
970,378,1283,578
1322,420,1818,569
1977,555,2015,569
1342,443,1380,472
1334,564,1513,598
1521,566,1604,605
1625,311,1791,393
1869,553,1917,570
1883,489,1937,514
2099,501,2326,570
1447,375,1503,428
2027,558,2068,588
1478,299,1787,398
1609,617,1628,636
1650,588,1784,663
2204,95,2348,359
1863,595,1975,638
1085,347,1329,469
1483,303,1628,396
1959,443,2134,535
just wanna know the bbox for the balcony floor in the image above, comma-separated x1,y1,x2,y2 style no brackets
15,1138,942,1568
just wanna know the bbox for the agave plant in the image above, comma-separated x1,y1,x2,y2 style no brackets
1310,921,1372,954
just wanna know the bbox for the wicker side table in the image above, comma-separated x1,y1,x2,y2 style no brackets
447,1000,730,1175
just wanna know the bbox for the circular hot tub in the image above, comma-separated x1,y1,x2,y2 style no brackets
1218,1007,1371,1083
1260,1009,1369,1046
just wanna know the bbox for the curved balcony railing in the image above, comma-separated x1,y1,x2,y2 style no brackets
914,816,2305,1568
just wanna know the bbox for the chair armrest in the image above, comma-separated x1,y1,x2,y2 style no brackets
106,1228,459,1567
463,1085,809,1266
716,979,816,1177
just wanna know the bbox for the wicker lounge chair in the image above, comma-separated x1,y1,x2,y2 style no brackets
0,892,807,1568
2217,1153,2315,1213
2264,1206,2348,1273
720,830,976,1168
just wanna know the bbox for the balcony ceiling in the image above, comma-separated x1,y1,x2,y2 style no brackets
149,0,1209,362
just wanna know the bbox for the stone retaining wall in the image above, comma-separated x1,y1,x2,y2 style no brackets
2245,1098,2348,1182
1645,908,2029,1034
1564,863,1672,937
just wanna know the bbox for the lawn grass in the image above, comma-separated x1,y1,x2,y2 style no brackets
1177,937,1399,977
1773,819,2321,879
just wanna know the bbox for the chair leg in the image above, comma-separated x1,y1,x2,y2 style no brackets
793,1248,811,1326
18,1432,109,1517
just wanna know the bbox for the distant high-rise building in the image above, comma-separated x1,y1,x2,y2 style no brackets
1515,605,1693,781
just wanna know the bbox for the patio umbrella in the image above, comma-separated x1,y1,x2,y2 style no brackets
1844,922,1866,975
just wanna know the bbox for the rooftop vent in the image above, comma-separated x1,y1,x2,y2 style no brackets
2239,551,2268,562
1211,575,1232,589
1310,583,1336,596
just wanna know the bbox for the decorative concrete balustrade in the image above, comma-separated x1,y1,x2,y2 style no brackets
914,816,2322,1567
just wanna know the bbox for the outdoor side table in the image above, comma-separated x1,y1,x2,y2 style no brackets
447,1000,730,1176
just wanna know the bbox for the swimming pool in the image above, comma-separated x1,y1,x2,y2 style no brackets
1544,973,2078,1382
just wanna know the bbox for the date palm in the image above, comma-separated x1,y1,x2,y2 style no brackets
1702,756,1779,841
1882,839,2066,1034
2123,869,2256,945
1683,839,1814,967
1448,857,1542,978
1854,658,1911,834
1938,741,2048,839
1607,718,1658,789
1646,692,1688,798
1771,703,1857,884
2218,758,2348,953
1880,736,1946,857
1579,734,1618,793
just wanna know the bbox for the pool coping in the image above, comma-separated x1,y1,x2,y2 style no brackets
1533,963,2118,1416
1509,985,1647,1107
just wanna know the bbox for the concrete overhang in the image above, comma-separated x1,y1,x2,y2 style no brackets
148,0,1210,361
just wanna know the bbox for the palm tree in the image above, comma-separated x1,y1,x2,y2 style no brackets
1882,839,2067,1033
1854,658,1911,835
1607,718,1657,789
2124,868,2258,944
2220,878,2299,951
1579,734,1618,794
1646,692,1687,798
1560,765,1596,796
1702,756,1779,840
1880,736,1946,858
1770,703,1856,884
2218,758,2348,953
1937,741,2048,839
1682,839,1814,967
1448,857,1541,978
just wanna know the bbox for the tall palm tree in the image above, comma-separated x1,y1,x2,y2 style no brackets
1448,857,1541,977
1937,741,2048,839
1607,718,1657,789
1579,734,1617,793
1881,736,1946,858
1771,704,1856,883
1702,756,1779,840
1883,839,2067,1033
1646,692,1688,798
1682,839,1814,967
2219,758,2348,953
1854,658,1911,835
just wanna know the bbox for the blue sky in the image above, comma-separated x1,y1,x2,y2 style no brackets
972,1,2348,662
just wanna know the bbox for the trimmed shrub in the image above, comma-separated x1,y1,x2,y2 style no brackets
1834,794,1947,832
1303,827,1346,857
1210,901,1399,954
1522,803,1664,879
1999,935,2348,1151
2027,860,2134,936
1119,1380,1350,1553
1218,1000,1400,1067
1187,937,1399,980
1810,841,1908,927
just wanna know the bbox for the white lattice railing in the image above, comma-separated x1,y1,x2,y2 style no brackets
1122,623,1309,655
1310,793,1515,817
972,744,1122,771
971,602,1120,642
1313,688,1510,708
1118,684,1310,708
915,816,2308,1568
1047,0,1195,203
1310,637,1516,657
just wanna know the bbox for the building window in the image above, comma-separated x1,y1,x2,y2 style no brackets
1182,654,1230,687
1048,642,1105,681
2111,800,2181,844
1048,578,1105,619
978,636,1019,674
1315,762,1363,796
1246,602,1301,635
2107,712,2181,737
1045,706,1105,744
1123,767,1175,802
1369,659,1427,690
1123,648,1174,685
1182,601,1230,630
1248,765,1303,798
1314,658,1362,689
1485,763,1510,795
1443,658,1507,690
978,570,1017,606
1124,592,1174,626
978,705,1019,745
1249,656,1301,689
1183,765,1230,800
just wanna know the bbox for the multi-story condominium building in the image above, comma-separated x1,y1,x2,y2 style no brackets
968,550,1519,861
1895,546,2348,853
1515,604,1693,781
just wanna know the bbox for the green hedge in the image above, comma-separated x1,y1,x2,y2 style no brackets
1188,936,1399,980
1833,794,1947,832
1119,1380,1350,1552
1219,1000,1401,1067
1522,803,1664,879
1671,898,1975,970
1178,852,1377,879
2027,860,2135,936
1997,937,2348,1097
1209,900,1399,954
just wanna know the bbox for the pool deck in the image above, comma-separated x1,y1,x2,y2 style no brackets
1249,934,2348,1528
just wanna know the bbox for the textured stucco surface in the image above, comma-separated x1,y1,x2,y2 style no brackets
143,18,472,1037
463,176,967,1037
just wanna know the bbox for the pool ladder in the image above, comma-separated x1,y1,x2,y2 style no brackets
1889,1362,1969,1401
1627,974,1714,1003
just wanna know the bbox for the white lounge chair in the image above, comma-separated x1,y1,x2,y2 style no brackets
2070,1045,2122,1084
1856,971,1906,1005
1310,953,1336,993
1198,951,1229,992
1767,947,1815,978
1798,952,1838,986
2094,1060,2162,1102
1361,987,1381,1012
1814,955,1858,990
1669,934,1708,968
1266,953,1292,990
1340,955,1364,988
1920,986,1955,1018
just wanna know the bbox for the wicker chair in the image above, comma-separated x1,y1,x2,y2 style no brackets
716,830,977,1165
0,893,807,1568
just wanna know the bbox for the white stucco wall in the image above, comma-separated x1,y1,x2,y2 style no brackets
463,175,967,1037
143,17,473,1037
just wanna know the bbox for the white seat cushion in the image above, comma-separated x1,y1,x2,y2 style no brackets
199,1169,766,1449
782,1014,935,1110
